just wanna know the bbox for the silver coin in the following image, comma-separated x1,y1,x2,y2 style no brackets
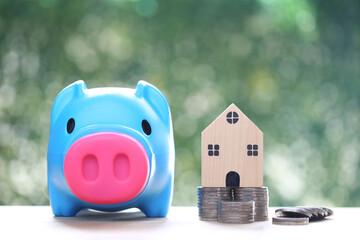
218,217,254,224
198,193,230,195
235,195,268,199
198,191,229,193
199,216,217,221
235,196,268,199
198,199,228,202
199,212,218,216
219,212,255,216
237,198,268,202
255,211,268,215
218,216,254,220
219,207,254,211
218,217,254,222
199,212,217,216
275,206,334,221
312,207,328,219
219,203,254,207
235,192,268,194
198,202,220,205
255,206,268,209
235,190,268,192
219,200,254,205
198,207,218,210
198,208,218,212
199,195,229,198
275,207,313,218
234,187,268,190
198,197,231,201
235,194,268,197
198,195,231,198
235,190,268,193
198,210,218,213
235,193,268,196
272,217,309,225
198,210,215,213
220,212,254,216
218,207,254,211
321,207,333,217
198,187,232,192
198,205,218,208
254,211,268,214
198,190,231,192
255,205,269,208
298,207,326,220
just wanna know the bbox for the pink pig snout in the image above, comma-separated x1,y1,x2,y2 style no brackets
64,132,150,205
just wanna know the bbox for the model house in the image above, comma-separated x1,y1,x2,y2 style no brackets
201,103,263,187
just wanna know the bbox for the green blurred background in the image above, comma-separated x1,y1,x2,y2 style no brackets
0,0,359,207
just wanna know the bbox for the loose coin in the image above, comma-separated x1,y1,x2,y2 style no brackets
272,217,309,225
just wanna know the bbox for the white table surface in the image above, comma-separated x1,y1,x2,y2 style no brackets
0,206,353,240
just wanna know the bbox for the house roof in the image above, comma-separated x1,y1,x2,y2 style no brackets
202,103,262,135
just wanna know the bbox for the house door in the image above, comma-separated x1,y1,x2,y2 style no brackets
226,171,240,187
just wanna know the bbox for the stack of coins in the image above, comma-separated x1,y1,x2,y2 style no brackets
233,187,269,221
217,200,254,223
197,187,232,221
197,186,269,223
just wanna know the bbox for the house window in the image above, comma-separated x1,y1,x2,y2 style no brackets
208,144,220,156
247,144,258,156
226,111,239,124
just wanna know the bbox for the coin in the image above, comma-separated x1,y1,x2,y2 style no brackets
275,207,313,218
299,207,326,220
321,207,333,217
275,206,334,221
272,217,309,225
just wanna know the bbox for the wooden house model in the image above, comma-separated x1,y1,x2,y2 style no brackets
201,103,263,187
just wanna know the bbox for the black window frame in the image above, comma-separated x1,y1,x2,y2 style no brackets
247,144,258,157
208,144,220,157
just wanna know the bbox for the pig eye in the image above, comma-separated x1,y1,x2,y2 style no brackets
67,118,75,134
142,120,151,135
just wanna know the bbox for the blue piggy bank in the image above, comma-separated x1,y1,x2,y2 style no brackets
47,80,175,217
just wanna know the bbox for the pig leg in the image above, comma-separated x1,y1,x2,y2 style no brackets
138,181,172,217
49,182,82,217
51,201,82,217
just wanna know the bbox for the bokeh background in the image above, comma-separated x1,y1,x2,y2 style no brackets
0,0,359,207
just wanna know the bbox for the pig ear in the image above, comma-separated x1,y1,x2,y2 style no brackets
135,80,170,123
50,80,87,125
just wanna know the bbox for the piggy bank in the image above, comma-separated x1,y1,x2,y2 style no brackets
47,80,175,217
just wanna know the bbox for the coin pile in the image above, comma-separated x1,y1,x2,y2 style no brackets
233,187,269,221
197,186,269,223
218,200,254,223
272,206,333,225
197,187,232,221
